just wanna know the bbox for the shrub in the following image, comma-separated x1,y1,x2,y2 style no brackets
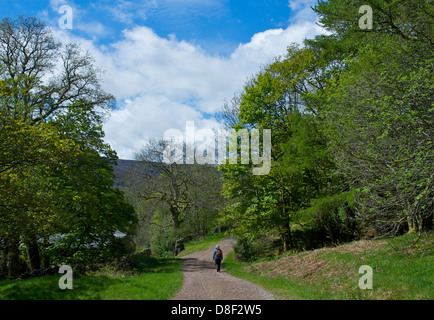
150,229,180,257
233,236,280,262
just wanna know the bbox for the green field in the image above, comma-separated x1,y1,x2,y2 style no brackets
0,255,183,300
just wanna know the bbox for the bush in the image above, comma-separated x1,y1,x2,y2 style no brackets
233,236,280,262
150,229,181,257
46,235,132,266
111,254,139,272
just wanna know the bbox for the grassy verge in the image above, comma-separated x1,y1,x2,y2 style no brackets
177,233,227,257
223,252,326,300
223,232,433,300
0,255,183,300
0,232,227,300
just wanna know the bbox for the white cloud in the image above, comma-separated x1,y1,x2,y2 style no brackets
231,21,322,63
288,0,303,11
103,0,152,24
288,0,318,22
52,10,325,160
76,21,110,38
102,95,217,159
49,0,69,10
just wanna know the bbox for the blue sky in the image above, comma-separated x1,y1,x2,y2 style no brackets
0,0,324,159
2,0,298,55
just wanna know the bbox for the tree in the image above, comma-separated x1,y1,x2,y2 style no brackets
215,93,241,130
219,0,432,257
0,16,135,277
132,138,194,230
184,164,225,236
132,138,225,231
46,105,137,265
0,112,78,275
124,138,225,255
314,0,434,236
314,0,433,48
0,16,113,123
219,44,343,251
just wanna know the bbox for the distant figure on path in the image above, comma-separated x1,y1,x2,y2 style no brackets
213,245,223,272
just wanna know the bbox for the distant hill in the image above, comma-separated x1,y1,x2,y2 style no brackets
112,159,161,187
113,159,139,182
112,159,220,187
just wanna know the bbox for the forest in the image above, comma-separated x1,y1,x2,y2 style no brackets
0,0,432,279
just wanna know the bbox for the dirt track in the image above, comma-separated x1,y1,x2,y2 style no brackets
173,237,275,300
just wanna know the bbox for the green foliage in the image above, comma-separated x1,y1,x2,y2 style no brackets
219,0,433,257
0,16,136,278
316,2,433,236
233,236,280,263
124,148,225,254
150,228,183,257
219,44,343,250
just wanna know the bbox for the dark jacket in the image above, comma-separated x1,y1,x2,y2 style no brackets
213,248,223,260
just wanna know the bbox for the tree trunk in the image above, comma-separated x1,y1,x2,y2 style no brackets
407,213,421,234
41,237,51,269
282,230,292,252
326,221,335,244
281,213,293,251
344,204,355,242
422,211,433,231
172,208,181,229
24,232,41,271
0,248,8,278
7,239,23,278
281,187,292,251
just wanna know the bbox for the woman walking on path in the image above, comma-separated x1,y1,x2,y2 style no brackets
213,245,223,272
173,238,275,300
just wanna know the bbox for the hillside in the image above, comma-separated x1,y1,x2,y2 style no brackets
113,159,139,182
112,159,161,187
223,232,434,300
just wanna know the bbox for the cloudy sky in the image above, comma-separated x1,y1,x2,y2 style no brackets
1,0,325,159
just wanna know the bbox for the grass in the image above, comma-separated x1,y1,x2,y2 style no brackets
177,233,227,257
0,232,226,300
3,231,431,300
223,252,326,300
0,255,183,300
223,231,434,300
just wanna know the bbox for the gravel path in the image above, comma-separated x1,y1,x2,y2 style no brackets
173,237,276,300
